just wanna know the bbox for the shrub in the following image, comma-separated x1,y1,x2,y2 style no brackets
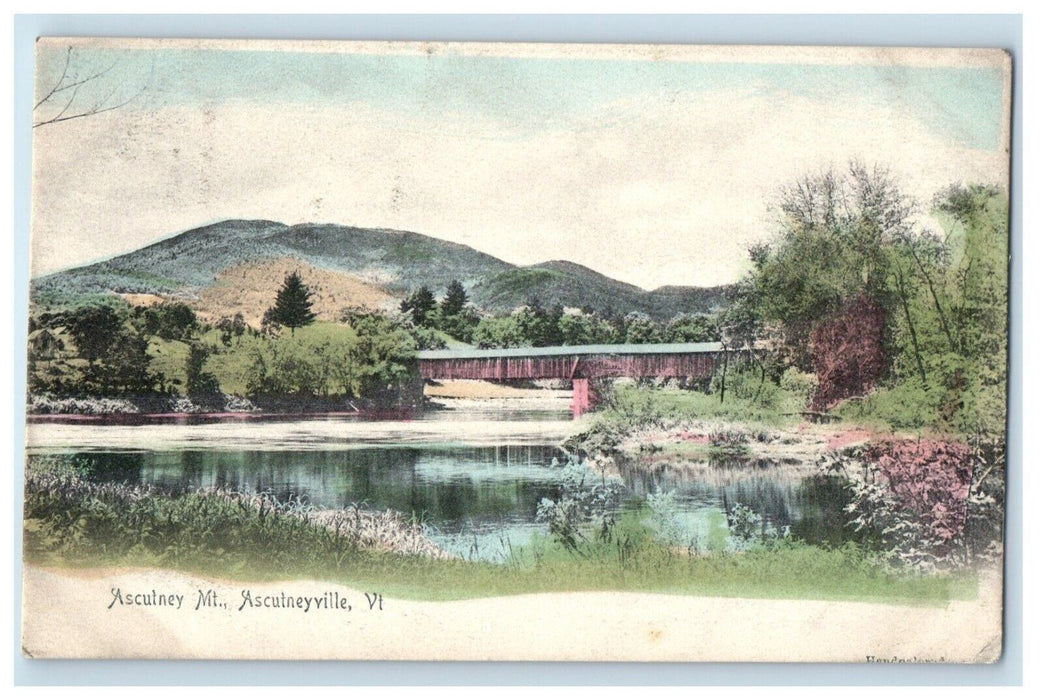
185,343,220,397
23,463,445,564
833,379,946,431
721,366,781,408
865,438,973,545
708,428,751,454
726,502,762,541
780,367,818,409
724,501,790,549
823,437,979,571
645,489,688,546
536,458,624,554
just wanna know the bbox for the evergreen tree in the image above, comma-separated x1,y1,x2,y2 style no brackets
441,280,468,317
400,286,437,327
267,271,317,334
435,280,478,342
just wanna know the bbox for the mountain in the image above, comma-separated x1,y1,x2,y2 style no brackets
470,260,714,317
33,220,513,298
32,220,731,319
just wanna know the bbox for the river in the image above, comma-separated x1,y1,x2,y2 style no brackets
25,399,850,561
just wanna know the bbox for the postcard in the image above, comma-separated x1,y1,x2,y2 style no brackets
21,38,1011,662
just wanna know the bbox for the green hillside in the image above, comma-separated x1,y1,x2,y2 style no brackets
471,260,727,317
31,219,730,319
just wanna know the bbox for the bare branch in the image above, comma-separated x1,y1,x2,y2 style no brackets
34,46,72,110
49,81,84,123
33,46,148,129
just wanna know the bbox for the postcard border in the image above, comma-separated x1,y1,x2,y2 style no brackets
11,12,1024,687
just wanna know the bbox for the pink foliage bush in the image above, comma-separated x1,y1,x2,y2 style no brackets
865,438,973,549
810,294,888,410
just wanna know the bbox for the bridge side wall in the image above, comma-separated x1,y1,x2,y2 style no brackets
418,352,721,381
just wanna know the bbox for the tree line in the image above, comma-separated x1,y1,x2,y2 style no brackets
27,273,426,407
27,163,1009,436
400,281,719,349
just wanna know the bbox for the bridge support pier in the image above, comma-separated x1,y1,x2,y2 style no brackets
571,378,591,418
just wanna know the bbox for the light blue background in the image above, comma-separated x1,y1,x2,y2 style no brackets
12,13,1023,686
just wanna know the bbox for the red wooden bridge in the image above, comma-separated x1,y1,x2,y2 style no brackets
416,342,727,417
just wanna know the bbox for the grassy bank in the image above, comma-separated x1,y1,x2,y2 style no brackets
24,460,976,606
566,384,825,460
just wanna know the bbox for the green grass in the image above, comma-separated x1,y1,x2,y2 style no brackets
199,332,255,396
26,522,976,607
434,329,473,349
568,384,806,456
147,337,191,388
609,384,805,427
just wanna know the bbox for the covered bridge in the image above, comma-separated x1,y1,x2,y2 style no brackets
416,342,728,416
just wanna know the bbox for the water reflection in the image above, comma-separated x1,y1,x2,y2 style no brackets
35,446,851,561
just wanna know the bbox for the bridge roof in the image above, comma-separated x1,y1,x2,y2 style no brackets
416,342,725,361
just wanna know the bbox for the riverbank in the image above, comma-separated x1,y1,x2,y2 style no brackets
20,562,1001,661
26,378,566,419
592,419,878,462
24,451,979,605
26,391,378,417
27,392,260,416
561,385,893,465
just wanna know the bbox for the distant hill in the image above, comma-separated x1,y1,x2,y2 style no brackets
470,260,727,317
190,258,398,327
32,219,732,320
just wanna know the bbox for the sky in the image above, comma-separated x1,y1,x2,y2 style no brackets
31,40,1011,289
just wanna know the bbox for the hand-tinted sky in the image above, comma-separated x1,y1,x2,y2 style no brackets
32,41,1011,289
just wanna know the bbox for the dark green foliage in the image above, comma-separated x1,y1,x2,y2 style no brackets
515,298,564,347
65,304,124,365
472,315,529,349
400,286,437,327
216,313,248,346
60,303,158,395
545,304,566,346
433,280,479,343
266,271,317,334
436,307,480,344
664,314,718,343
557,311,618,346
440,280,468,317
411,327,449,351
185,343,220,397
623,312,663,344
135,302,198,341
